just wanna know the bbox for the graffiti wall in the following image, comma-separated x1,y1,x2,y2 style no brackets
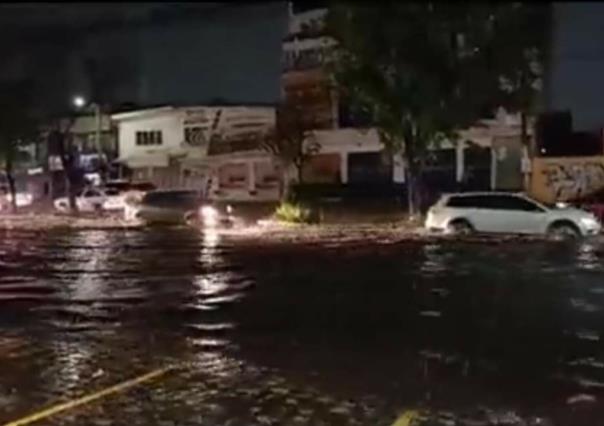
530,156,604,203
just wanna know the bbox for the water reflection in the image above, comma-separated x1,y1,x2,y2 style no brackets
47,338,95,395
193,275,229,297
576,241,603,272
62,231,113,301
419,243,451,277
1,230,604,424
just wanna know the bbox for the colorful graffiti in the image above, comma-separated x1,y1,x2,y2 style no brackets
530,156,604,203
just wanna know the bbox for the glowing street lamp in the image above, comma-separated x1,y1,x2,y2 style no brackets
73,95,86,109
71,95,102,156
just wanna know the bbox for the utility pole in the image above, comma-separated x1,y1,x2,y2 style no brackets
94,102,102,156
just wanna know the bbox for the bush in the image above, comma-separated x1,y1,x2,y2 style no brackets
274,201,312,224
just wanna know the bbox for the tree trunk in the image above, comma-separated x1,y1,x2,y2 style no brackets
65,170,79,214
404,156,421,218
407,173,415,217
278,167,288,202
520,111,529,149
5,158,17,213
275,159,290,202
296,163,303,184
55,131,79,215
406,168,418,217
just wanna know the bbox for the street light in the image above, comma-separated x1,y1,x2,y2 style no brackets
73,95,86,109
72,95,102,156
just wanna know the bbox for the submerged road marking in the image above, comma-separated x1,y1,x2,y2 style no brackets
3,365,178,426
391,410,420,426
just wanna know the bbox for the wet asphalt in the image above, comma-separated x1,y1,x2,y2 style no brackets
0,227,604,425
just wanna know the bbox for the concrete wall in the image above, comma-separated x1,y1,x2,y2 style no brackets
212,156,280,202
310,128,405,183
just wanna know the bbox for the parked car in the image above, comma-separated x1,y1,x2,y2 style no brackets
0,191,33,211
425,192,601,238
54,187,125,213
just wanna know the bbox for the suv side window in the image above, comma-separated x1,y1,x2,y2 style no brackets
489,195,544,212
446,195,488,208
447,194,545,212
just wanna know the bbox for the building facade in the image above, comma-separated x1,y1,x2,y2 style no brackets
112,105,280,200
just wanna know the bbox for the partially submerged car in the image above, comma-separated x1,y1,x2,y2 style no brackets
425,192,601,238
126,189,233,227
54,181,156,213
54,187,125,213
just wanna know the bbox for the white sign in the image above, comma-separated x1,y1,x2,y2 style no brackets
48,156,63,171
393,153,406,183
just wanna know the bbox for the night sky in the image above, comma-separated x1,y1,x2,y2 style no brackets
549,2,604,132
0,3,288,110
3,2,602,131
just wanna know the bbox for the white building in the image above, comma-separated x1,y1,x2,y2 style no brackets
111,105,282,200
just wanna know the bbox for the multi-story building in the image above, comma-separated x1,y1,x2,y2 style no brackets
111,105,281,200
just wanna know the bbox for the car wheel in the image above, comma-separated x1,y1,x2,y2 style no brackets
447,219,474,236
548,222,580,240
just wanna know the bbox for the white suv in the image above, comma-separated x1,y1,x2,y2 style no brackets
425,192,601,238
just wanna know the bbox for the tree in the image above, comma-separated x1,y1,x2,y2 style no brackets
261,100,321,200
486,4,551,151
28,52,84,214
326,2,543,215
47,117,84,213
0,80,38,212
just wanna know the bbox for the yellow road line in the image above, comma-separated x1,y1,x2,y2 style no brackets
391,409,420,426
4,365,178,426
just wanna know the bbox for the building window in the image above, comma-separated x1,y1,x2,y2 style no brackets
135,130,163,146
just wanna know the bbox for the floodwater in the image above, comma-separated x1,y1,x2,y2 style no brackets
0,227,604,425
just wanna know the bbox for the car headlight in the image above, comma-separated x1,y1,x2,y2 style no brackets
200,205,218,226
580,217,600,228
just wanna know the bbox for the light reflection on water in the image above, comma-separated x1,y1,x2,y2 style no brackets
0,230,603,424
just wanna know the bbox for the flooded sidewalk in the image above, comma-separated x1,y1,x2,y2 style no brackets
0,227,604,425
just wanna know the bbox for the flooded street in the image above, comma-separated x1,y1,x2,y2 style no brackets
1,227,604,425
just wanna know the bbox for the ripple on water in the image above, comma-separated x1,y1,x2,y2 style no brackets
0,230,603,425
